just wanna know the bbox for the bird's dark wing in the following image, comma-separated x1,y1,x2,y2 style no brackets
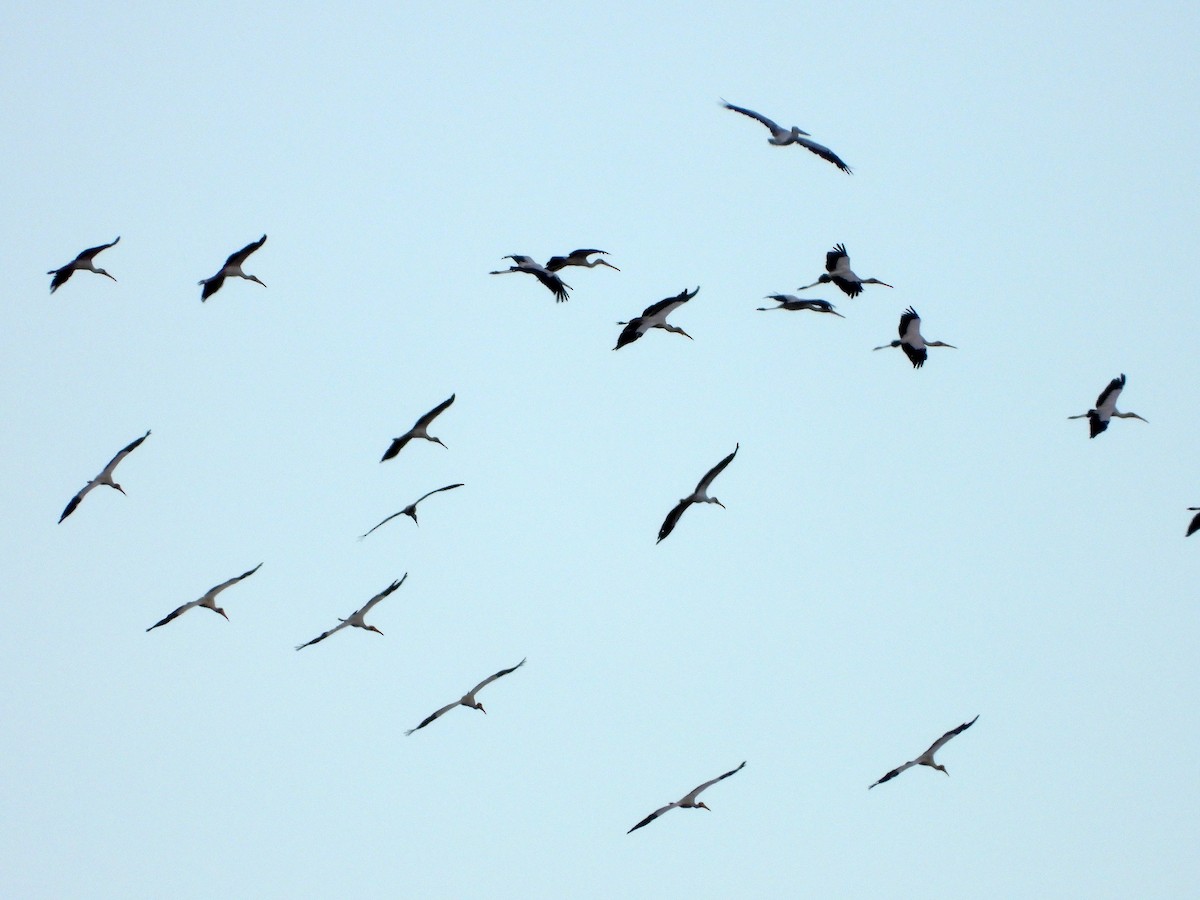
533,269,571,302
405,701,460,735
868,759,916,789
1189,511,1200,537
901,344,927,369
381,434,412,461
415,394,456,429
58,487,88,523
1095,374,1126,409
696,444,738,493
359,510,407,539
614,319,645,350
657,499,692,543
627,803,676,834
1088,411,1108,439
358,574,407,616
721,101,781,133
830,276,862,298
146,601,196,632
225,234,267,267
294,620,349,651
201,274,226,301
925,715,979,756
48,267,74,293
99,430,151,479
206,562,263,598
468,657,527,696
641,286,698,318
78,236,120,260
796,136,852,173
412,483,465,506
683,761,746,803
898,308,920,340
826,244,848,272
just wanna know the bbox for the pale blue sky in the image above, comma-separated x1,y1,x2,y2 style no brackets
3,2,1199,897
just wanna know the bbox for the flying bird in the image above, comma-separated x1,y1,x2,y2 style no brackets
199,234,267,301
146,563,263,632
1068,374,1147,438
796,244,892,298
358,483,465,538
628,761,746,834
658,444,738,543
489,255,571,302
757,295,844,317
48,236,120,293
381,394,456,462
873,307,956,368
59,430,151,523
869,715,979,789
1187,509,1200,537
722,101,851,173
614,287,698,350
294,575,406,651
544,249,619,273
405,658,526,735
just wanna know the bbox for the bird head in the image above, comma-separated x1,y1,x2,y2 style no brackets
935,764,948,776
367,625,384,636
474,702,487,715
112,483,126,495
669,325,693,341
215,607,229,621
99,269,117,282
431,437,447,449
248,275,267,287
712,497,726,509
697,802,711,811
596,259,620,271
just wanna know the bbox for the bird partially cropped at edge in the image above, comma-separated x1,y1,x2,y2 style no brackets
658,444,738,543
1068,374,1147,438
614,287,697,350
381,394,456,461
628,761,746,834
489,255,571,302
294,575,406,650
358,483,465,538
721,100,851,173
543,249,619,272
757,295,844,317
59,430,151,523
869,715,979,789
48,236,120,293
405,658,527,735
796,244,892,298
873,307,956,369
199,234,267,301
146,563,263,631
1186,509,1200,537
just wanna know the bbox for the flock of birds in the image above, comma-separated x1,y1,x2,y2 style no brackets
47,98,1168,835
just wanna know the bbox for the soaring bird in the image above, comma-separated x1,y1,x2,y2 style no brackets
59,430,151,523
796,244,892,298
722,101,851,173
757,295,844,317
873,307,956,368
146,563,263,631
199,234,267,301
358,483,465,538
628,761,746,834
489,255,571,302
381,394,456,462
1068,374,1147,438
48,236,120,293
294,575,406,650
614,287,698,350
543,249,619,273
869,715,979,789
658,444,738,543
405,658,526,735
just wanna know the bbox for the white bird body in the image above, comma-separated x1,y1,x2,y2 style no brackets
658,444,738,543
489,255,571,302
869,715,978,789
628,761,746,833
873,307,956,368
797,244,892,298
48,236,120,293
722,101,851,173
200,234,267,301
614,287,698,350
381,394,456,461
294,575,406,650
147,563,263,631
405,658,526,735
758,294,844,317
1069,374,1147,438
59,430,151,523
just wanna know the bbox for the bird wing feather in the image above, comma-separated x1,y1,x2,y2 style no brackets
467,657,527,696
146,600,200,632
627,803,678,834
415,394,456,429
925,715,979,757
695,444,739,493
405,700,461,735
795,136,852,173
657,499,692,543
682,761,746,804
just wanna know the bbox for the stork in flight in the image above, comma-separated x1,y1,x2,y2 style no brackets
59,430,151,523
614,287,698,350
873,307,956,368
628,761,746,834
658,444,738,543
1069,374,1147,438
200,234,267,301
146,563,263,631
294,575,406,650
489,255,571,302
544,249,620,273
359,483,464,538
48,236,120,293
722,101,851,173
869,715,978,789
797,244,892,298
757,295,844,317
381,394,455,461
405,658,526,735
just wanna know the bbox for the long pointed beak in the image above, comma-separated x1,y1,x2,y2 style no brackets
715,499,726,509
831,310,846,318
600,261,621,271
102,271,117,282
218,609,229,620
796,281,820,291
115,485,127,495
679,329,694,341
